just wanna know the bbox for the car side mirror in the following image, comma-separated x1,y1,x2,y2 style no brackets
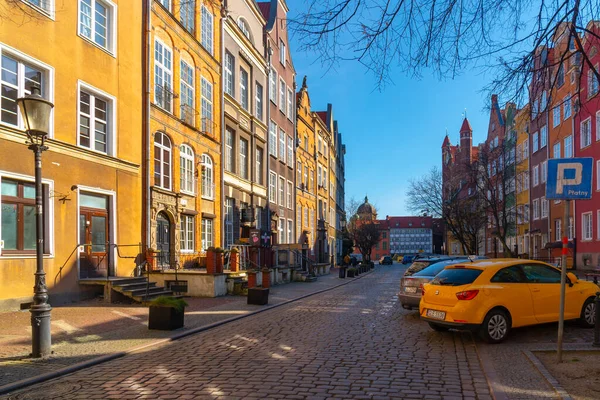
566,272,578,286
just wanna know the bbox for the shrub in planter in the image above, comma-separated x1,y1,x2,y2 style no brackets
215,247,225,273
347,268,356,278
148,296,188,330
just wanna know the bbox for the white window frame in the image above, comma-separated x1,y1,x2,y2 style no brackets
597,160,600,191
533,165,539,187
581,117,592,148
180,214,195,252
279,40,286,65
269,67,277,104
0,44,54,136
0,171,55,257
533,199,539,220
279,78,285,112
154,38,173,112
269,120,277,157
278,218,285,244
154,131,172,190
77,80,116,156
201,5,214,55
22,0,55,19
532,131,539,152
239,67,249,111
224,51,234,97
239,137,248,180
553,106,560,128
256,147,263,185
564,135,573,157
179,144,195,195
201,76,213,128
596,111,600,141
287,180,293,209
225,128,234,172
287,218,293,244
287,136,293,167
269,172,277,203
583,211,593,241
78,0,117,56
563,95,571,120
157,0,170,11
278,176,285,206
287,87,293,119
180,60,195,125
541,161,547,183
540,125,547,148
541,197,548,218
201,218,213,251
553,142,560,159
279,128,286,163
255,82,263,120
224,197,234,247
201,154,214,200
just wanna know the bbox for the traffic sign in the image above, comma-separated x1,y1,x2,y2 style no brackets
546,158,593,200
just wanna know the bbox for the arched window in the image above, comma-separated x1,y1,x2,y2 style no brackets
237,18,253,43
180,144,195,194
154,132,172,190
201,154,214,199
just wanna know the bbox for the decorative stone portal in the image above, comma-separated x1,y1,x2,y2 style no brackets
150,188,180,269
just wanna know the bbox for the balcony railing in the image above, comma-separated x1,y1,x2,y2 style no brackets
155,84,177,112
180,104,198,128
201,117,217,139
201,181,215,200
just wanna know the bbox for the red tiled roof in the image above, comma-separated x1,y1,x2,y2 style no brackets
442,135,451,147
316,111,327,125
257,2,270,20
385,216,433,229
460,118,472,133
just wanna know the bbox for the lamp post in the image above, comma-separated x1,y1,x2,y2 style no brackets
17,86,54,358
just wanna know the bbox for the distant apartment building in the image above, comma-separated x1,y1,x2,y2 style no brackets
388,217,434,255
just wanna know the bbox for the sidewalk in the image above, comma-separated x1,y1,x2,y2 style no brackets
0,267,357,389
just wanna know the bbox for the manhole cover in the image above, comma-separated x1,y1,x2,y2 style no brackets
9,382,82,400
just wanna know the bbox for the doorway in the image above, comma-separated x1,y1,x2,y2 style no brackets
156,212,171,269
79,193,110,279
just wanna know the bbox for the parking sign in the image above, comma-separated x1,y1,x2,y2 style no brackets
546,158,593,200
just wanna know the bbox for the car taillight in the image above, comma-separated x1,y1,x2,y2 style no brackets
456,290,479,300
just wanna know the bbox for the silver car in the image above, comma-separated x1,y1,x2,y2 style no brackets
399,257,487,309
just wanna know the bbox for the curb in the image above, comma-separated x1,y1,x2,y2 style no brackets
0,268,376,396
470,338,506,400
523,350,573,400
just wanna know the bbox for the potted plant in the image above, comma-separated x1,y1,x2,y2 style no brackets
148,296,188,330
347,268,356,278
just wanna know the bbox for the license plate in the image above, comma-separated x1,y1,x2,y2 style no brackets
404,286,418,293
426,309,446,320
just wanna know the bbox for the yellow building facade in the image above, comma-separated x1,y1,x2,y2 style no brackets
0,0,142,310
148,0,222,268
515,106,530,256
295,77,317,254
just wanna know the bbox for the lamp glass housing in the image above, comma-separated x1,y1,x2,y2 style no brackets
17,88,54,140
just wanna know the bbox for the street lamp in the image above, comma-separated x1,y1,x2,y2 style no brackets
17,86,54,358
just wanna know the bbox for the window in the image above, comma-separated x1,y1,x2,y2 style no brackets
154,132,171,190
588,65,599,97
522,264,561,284
568,216,573,240
269,67,277,104
532,131,539,152
224,52,234,97
533,199,539,220
269,121,277,157
553,142,560,159
553,106,560,128
24,0,54,16
304,167,308,189
597,160,600,190
279,129,286,163
540,125,547,148
201,5,214,55
154,39,173,112
523,140,529,159
524,205,530,222
279,40,286,65
0,51,49,129
201,77,213,131
557,63,565,87
180,61,194,125
491,266,526,283
287,87,293,119
541,91,547,111
287,136,293,167
278,218,285,244
78,83,113,154
255,83,263,120
287,219,293,243
279,176,285,206
309,170,314,192
541,197,548,218
239,138,248,179
564,96,571,120
541,161,547,183
533,165,539,186
239,68,249,110
597,111,600,141
180,215,194,252
564,135,573,157
297,161,302,184
582,212,592,240
256,207,262,230
581,118,591,148
201,218,213,251
157,0,170,10
79,0,115,53
304,207,308,228
279,78,285,111
317,166,321,187
179,144,194,194
225,198,234,247
225,128,234,172
287,181,293,209
238,18,252,41
180,0,195,33
1,178,50,254
256,147,263,185
269,172,277,203
201,154,214,199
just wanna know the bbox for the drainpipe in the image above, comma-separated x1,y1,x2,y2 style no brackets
220,5,228,248
265,45,273,237
143,0,152,251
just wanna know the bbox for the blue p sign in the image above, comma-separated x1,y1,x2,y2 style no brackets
546,158,593,200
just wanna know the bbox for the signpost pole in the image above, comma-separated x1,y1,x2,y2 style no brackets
557,199,570,363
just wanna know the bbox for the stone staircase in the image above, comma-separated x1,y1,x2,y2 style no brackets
109,277,182,303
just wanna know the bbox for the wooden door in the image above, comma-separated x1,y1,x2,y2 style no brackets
156,212,171,269
79,209,109,278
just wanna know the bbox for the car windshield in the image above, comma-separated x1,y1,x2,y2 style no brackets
404,260,438,276
431,268,483,286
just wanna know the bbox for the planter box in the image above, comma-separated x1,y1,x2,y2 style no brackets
148,306,184,330
347,269,356,278
339,267,347,278
248,287,269,305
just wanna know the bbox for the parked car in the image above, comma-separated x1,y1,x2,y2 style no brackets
401,255,415,264
420,259,598,343
379,256,393,265
399,257,487,309
403,256,454,276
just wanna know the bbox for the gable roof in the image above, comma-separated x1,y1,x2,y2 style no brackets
460,118,472,133
257,2,271,21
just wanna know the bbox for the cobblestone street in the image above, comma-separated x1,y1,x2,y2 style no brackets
2,266,491,400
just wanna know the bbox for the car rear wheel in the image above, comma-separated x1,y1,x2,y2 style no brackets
428,322,450,332
579,298,596,328
479,309,510,344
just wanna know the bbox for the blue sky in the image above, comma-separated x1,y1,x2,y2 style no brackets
286,12,495,217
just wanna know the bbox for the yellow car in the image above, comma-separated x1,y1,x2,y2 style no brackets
419,259,598,343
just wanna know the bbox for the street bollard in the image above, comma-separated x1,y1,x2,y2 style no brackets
594,292,600,348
